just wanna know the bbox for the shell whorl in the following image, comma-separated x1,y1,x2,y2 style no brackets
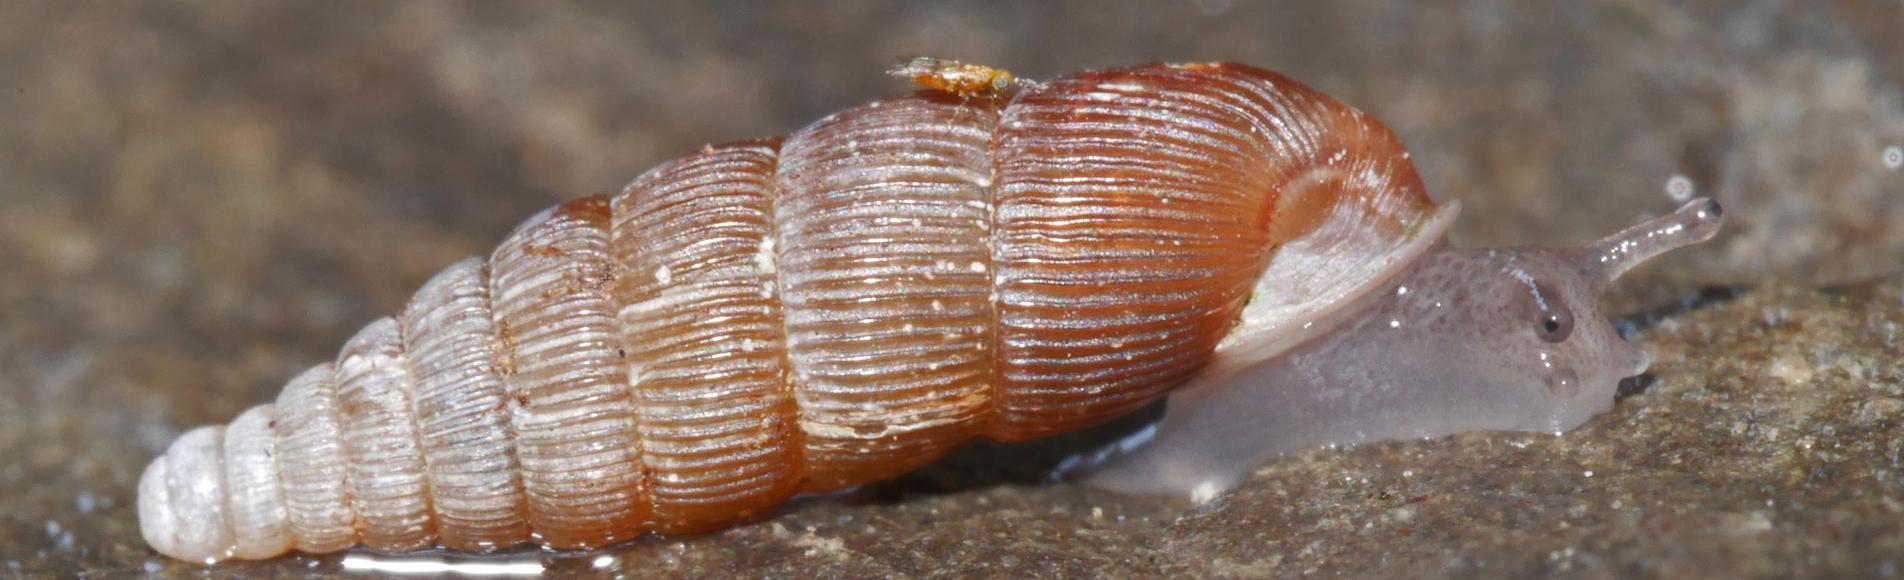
137,62,1440,562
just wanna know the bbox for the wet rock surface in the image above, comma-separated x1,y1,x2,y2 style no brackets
2,2,1899,578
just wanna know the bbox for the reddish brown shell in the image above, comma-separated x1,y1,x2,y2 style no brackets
137,62,1439,562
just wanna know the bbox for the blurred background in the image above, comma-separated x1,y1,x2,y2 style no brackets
2,1,1900,576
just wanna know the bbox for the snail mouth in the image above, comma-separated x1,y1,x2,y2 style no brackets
1616,373,1658,399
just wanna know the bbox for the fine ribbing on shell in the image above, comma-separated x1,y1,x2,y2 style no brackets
272,363,358,553
613,139,804,533
986,64,1287,439
334,317,437,550
490,195,650,548
774,94,1002,490
400,257,531,550
222,404,291,559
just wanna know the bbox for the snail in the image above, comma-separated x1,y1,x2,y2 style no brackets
136,60,1722,564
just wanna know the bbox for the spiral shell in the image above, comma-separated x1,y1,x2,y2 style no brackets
138,61,1440,562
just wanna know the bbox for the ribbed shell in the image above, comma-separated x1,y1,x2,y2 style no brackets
221,405,291,559
489,196,649,548
334,318,435,550
137,62,1440,562
990,65,1287,438
399,257,530,549
776,95,1002,488
271,364,355,553
613,139,802,532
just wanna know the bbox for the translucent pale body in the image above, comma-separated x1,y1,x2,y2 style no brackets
1085,199,1723,499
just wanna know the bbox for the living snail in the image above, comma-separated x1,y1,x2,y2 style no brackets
137,60,1722,563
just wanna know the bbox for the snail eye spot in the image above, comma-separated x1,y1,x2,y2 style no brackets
1538,311,1573,342
1531,282,1574,343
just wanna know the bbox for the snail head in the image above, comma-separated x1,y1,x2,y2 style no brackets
1414,197,1724,432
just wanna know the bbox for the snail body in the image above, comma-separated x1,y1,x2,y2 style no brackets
138,61,1721,563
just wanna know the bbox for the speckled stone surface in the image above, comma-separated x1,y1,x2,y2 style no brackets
2,2,1900,578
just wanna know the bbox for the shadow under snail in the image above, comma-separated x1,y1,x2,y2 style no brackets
137,59,1723,563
